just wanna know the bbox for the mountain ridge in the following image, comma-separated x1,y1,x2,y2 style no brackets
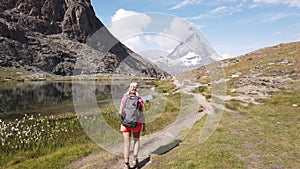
0,0,169,79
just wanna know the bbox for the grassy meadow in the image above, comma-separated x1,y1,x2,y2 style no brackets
0,79,180,169
146,88,300,169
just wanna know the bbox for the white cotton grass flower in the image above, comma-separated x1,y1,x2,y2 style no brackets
0,113,79,152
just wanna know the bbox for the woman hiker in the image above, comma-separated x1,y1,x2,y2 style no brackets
119,82,146,169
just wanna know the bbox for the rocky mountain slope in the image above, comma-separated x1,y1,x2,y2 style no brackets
0,0,169,78
194,41,300,104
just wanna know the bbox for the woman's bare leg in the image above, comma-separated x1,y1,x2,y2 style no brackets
133,132,140,157
123,132,131,163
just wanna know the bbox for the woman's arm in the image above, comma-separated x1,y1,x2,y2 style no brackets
119,101,124,115
139,104,146,134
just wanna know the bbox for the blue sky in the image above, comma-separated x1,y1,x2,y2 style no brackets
91,0,300,58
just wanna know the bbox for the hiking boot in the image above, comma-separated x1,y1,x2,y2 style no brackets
123,162,130,169
132,156,139,167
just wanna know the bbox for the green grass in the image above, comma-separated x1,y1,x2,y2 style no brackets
144,92,182,133
152,79,177,93
0,79,184,168
5,143,100,169
191,85,209,93
0,113,99,169
146,89,300,169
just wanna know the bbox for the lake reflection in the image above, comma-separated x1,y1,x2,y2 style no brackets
0,80,153,119
0,81,113,119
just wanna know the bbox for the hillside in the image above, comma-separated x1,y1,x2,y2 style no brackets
194,41,300,104
145,41,300,168
0,0,169,80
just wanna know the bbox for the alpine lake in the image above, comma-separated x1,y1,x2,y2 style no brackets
0,80,155,120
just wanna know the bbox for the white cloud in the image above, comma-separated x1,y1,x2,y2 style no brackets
264,12,288,22
250,3,259,8
169,0,202,10
111,9,139,22
109,9,151,41
252,0,300,8
124,18,196,53
122,36,148,52
187,13,209,20
165,18,195,40
211,4,243,15
191,23,206,30
211,6,228,14
187,4,243,20
122,34,180,54
144,34,179,53
261,12,300,22
108,9,188,53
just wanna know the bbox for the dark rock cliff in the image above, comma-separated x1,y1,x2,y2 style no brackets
0,0,169,78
